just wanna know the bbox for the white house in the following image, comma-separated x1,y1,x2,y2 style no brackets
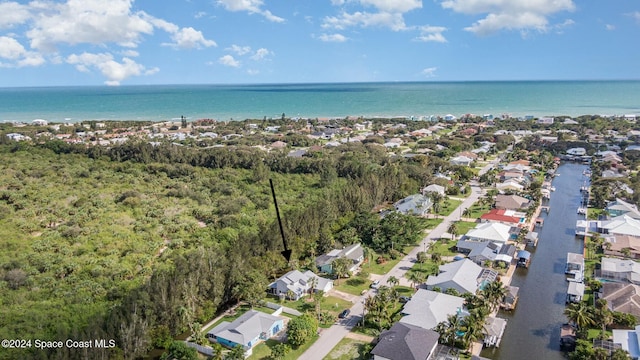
425,259,495,294
394,194,433,216
600,257,640,284
267,270,333,300
422,184,446,197
567,147,587,156
465,222,513,244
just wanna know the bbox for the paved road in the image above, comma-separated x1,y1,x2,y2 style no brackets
300,158,500,360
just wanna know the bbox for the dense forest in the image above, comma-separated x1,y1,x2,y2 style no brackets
0,137,465,359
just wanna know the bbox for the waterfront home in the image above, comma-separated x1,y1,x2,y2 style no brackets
315,243,364,274
603,234,640,259
483,317,507,348
565,252,585,282
480,209,526,227
525,231,539,247
560,324,577,351
612,325,640,359
601,282,640,320
425,259,497,294
456,240,514,267
607,198,640,219
394,194,433,216
600,215,640,237
495,179,525,193
370,322,440,360
494,194,531,211
566,282,585,304
207,310,284,357
600,257,640,284
399,289,465,330
465,222,514,245
567,147,587,156
267,270,333,300
500,286,520,310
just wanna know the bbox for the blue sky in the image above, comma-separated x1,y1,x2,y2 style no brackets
0,0,639,86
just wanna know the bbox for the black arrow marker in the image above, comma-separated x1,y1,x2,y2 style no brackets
270,178,291,262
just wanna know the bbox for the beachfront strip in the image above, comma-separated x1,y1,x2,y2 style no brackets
5,115,640,359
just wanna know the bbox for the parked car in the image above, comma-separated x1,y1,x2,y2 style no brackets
339,309,351,319
370,280,381,289
399,296,411,303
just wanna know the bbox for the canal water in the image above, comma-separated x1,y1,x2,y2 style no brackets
481,162,588,359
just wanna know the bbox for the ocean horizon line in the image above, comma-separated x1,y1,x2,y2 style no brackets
1,78,640,90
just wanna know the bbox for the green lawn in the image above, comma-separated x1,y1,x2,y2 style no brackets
588,208,604,220
274,295,352,317
455,221,478,236
395,286,414,296
203,304,253,333
366,256,403,275
587,329,612,341
324,338,370,360
424,218,444,229
248,336,319,360
428,238,459,257
467,203,491,219
334,274,373,296
436,199,463,216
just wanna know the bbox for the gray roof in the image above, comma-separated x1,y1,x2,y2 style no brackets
315,243,363,268
400,289,465,330
208,310,281,347
371,322,439,360
495,194,530,210
426,259,483,294
394,194,433,215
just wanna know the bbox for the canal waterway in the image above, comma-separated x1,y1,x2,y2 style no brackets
481,162,588,359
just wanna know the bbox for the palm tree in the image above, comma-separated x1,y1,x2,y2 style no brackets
435,314,462,348
481,281,508,312
211,343,224,360
387,276,399,288
447,222,459,240
564,302,595,330
462,207,471,219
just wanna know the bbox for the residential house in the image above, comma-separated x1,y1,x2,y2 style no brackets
483,317,507,348
600,215,640,237
267,270,333,300
455,240,514,266
207,310,284,357
394,194,433,216
600,257,640,284
567,147,587,156
399,289,465,330
612,325,640,359
32,119,48,126
604,234,640,259
316,243,364,274
450,155,474,166
601,282,640,321
370,322,440,360
537,117,554,125
425,259,497,294
465,222,515,245
494,194,531,211
566,282,585,303
496,179,525,193
480,209,526,227
607,198,640,219
422,184,446,197
270,141,287,149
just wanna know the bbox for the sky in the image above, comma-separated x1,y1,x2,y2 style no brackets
0,0,639,86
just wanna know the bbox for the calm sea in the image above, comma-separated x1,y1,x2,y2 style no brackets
0,81,639,123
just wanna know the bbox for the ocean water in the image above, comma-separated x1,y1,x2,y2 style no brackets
0,81,639,123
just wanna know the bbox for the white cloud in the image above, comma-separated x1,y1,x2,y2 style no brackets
414,26,447,42
27,0,155,52
66,52,157,85
216,0,284,22
318,33,348,42
631,11,640,23
228,44,252,55
251,48,272,61
323,11,406,31
421,67,437,77
121,49,140,57
0,2,31,29
441,0,575,35
219,54,240,67
164,27,216,49
330,0,421,13
605,24,615,31
0,36,44,67
194,11,207,19
247,69,260,75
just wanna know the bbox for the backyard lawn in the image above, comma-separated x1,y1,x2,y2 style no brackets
455,221,478,236
428,238,459,257
436,199,463,216
324,338,370,360
334,273,373,296
248,337,319,360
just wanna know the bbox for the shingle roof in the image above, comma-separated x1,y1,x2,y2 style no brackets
208,310,281,347
400,289,465,330
371,322,439,360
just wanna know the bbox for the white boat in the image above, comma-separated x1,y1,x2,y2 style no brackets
550,187,556,192
577,207,586,215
